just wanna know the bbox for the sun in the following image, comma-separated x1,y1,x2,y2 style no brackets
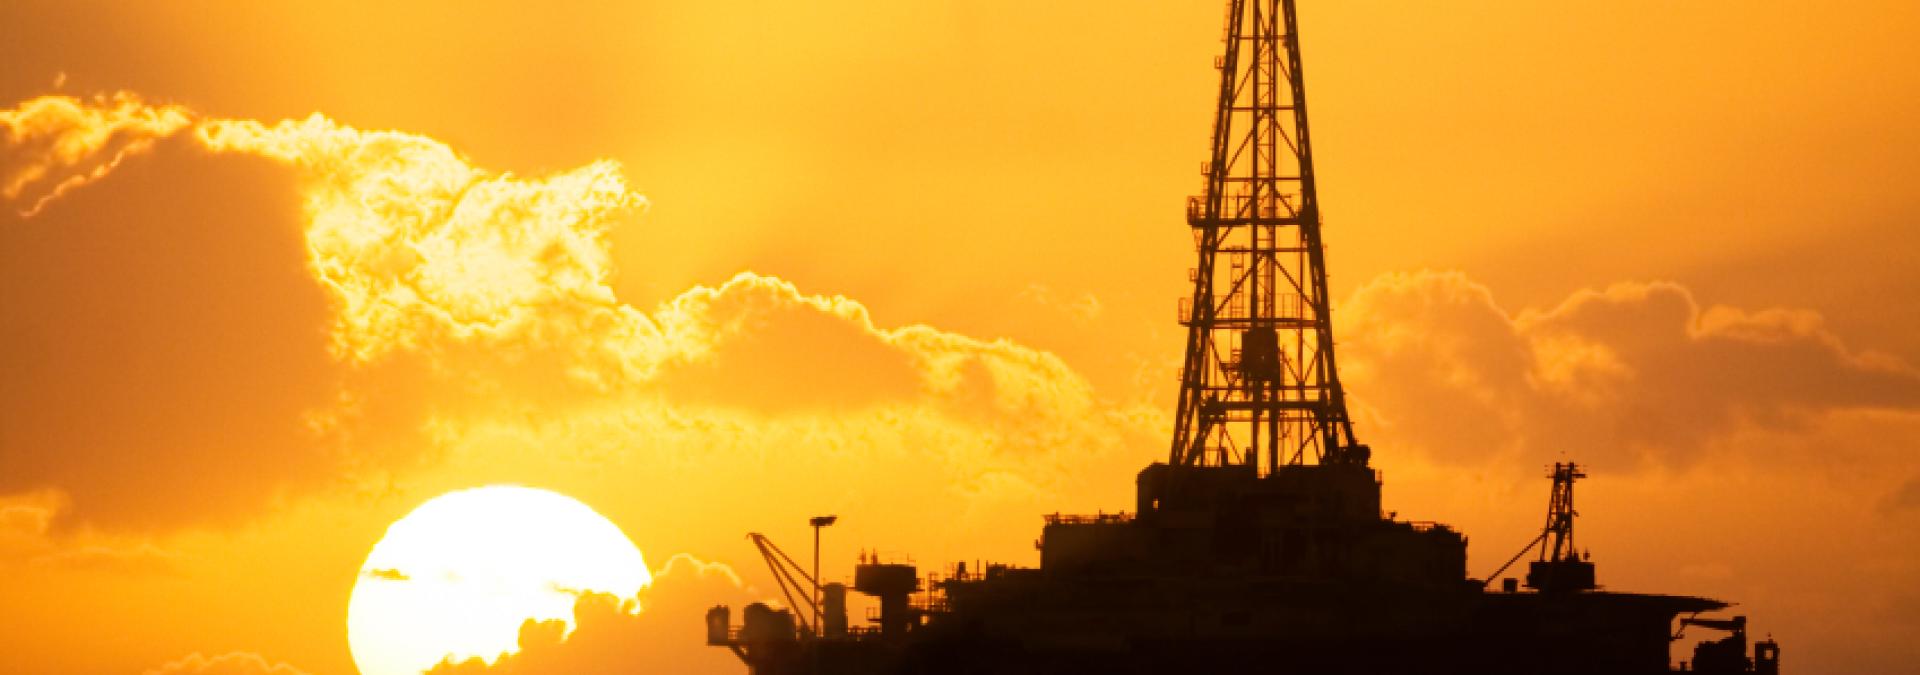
346,486,651,675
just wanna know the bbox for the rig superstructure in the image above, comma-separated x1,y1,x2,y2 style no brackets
704,1,1782,673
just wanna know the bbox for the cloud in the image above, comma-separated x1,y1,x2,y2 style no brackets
1338,270,1920,468
142,652,310,675
652,552,747,588
1,91,1151,535
646,272,1110,422
1,106,336,528
188,108,1113,432
0,92,192,216
0,490,177,573
1018,283,1103,323
365,567,410,582
0,93,666,528
426,553,754,675
0,491,65,563
196,114,650,368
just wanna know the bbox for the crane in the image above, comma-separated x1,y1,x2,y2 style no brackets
748,532,821,637
1483,462,1596,592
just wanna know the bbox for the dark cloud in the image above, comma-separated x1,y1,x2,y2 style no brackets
0,138,339,529
1338,271,1920,469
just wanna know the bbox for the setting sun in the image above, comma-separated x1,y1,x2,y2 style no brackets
346,487,650,675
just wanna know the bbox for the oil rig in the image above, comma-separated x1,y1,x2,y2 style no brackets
704,1,1781,672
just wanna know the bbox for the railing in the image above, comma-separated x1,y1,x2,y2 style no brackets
1044,512,1134,525
1186,194,1301,224
858,549,915,565
1178,294,1309,325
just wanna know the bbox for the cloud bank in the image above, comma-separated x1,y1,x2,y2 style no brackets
0,93,1154,532
1339,270,1920,468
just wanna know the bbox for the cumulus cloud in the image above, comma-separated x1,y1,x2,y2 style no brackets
196,115,650,367
142,652,310,675
427,553,755,675
190,108,1112,430
1338,270,1920,468
648,272,1109,422
1,92,1152,532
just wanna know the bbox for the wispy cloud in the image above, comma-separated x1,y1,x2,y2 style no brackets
142,651,310,675
0,92,191,217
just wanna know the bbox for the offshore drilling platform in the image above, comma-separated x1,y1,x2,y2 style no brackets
704,1,1782,672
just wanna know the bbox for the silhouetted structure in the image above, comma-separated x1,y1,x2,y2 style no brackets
705,1,1782,672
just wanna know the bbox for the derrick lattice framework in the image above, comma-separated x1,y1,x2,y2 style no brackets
1171,0,1361,471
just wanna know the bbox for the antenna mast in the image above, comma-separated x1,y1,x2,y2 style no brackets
1171,0,1360,472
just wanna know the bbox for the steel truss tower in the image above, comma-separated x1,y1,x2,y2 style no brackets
1170,0,1362,471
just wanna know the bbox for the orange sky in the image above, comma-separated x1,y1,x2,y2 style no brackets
3,2,1918,673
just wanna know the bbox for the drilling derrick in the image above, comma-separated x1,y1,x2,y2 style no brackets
1173,0,1360,471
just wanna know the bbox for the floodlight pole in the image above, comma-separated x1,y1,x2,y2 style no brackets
809,515,837,637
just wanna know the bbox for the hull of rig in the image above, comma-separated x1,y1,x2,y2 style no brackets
706,1,1781,673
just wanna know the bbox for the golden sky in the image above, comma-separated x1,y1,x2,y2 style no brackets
3,1,1918,673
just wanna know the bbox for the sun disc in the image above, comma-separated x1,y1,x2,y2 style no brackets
346,486,649,675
